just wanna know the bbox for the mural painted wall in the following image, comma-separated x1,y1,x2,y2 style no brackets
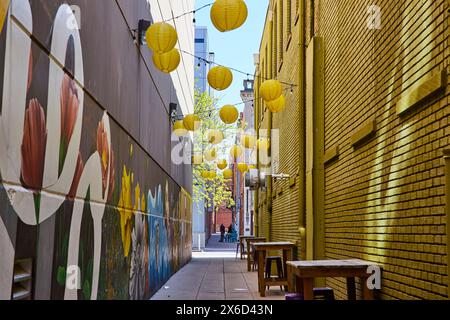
0,0,192,300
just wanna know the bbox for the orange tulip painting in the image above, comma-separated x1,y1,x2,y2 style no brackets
68,153,84,200
20,99,47,190
97,120,115,200
60,74,79,171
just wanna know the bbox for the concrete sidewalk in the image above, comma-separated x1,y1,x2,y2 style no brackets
151,234,286,300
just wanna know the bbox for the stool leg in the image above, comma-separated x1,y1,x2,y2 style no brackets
276,259,283,291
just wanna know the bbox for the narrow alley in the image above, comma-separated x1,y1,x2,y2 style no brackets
151,235,285,301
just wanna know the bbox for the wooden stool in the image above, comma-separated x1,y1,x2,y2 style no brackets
265,256,284,291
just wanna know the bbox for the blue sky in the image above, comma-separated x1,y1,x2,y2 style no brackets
195,0,269,111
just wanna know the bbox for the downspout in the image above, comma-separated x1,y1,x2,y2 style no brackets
267,19,274,242
254,70,260,236
444,149,450,299
298,0,306,260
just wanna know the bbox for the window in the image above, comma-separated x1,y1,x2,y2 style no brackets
195,38,204,43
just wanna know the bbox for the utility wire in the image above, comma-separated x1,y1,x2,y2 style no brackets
181,50,298,88
163,2,214,23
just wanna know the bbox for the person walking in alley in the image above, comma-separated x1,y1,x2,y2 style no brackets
219,224,225,242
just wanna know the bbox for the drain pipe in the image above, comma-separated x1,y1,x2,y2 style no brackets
297,0,306,260
444,149,450,299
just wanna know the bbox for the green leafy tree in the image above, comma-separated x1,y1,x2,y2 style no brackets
192,90,235,217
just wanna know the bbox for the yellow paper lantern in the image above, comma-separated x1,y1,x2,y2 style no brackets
223,168,233,179
173,120,187,137
260,79,282,102
217,159,228,170
208,130,224,145
183,114,201,131
266,94,286,113
241,134,256,149
237,163,248,173
248,165,256,170
220,105,239,124
201,170,210,179
207,66,233,91
204,148,218,162
209,171,217,179
145,22,178,54
210,0,248,32
0,0,9,33
256,138,269,151
192,154,203,165
152,48,180,73
230,145,243,159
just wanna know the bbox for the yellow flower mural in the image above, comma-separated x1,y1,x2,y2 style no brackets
118,165,133,257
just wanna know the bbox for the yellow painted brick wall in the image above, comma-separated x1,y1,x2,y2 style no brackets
320,0,449,299
271,0,304,258
255,0,450,299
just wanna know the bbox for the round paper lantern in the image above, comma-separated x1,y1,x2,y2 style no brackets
230,145,243,159
145,22,178,54
152,48,180,73
209,171,217,179
208,130,224,145
207,66,233,91
256,138,269,151
220,105,239,124
241,134,256,149
210,0,248,32
217,159,228,170
248,164,256,169
237,163,248,173
204,148,217,162
201,170,210,179
260,79,282,102
173,120,187,137
266,94,286,113
192,154,203,165
223,168,233,179
183,114,200,131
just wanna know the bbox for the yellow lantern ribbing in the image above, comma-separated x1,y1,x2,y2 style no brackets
223,168,233,179
204,148,218,162
208,130,224,145
210,0,248,32
183,114,201,131
209,171,217,179
201,170,210,179
145,22,178,54
207,66,233,91
241,134,256,149
152,48,180,73
220,105,239,124
217,159,228,170
230,145,243,159
260,79,282,102
173,120,187,137
266,94,286,113
237,163,248,173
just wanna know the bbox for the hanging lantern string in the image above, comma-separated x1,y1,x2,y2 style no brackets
194,86,293,117
162,2,214,23
180,50,298,88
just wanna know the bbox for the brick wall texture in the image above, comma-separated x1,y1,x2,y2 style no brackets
255,0,450,299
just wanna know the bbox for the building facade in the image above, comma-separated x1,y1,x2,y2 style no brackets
192,26,214,250
0,0,194,300
254,0,450,299
241,80,255,236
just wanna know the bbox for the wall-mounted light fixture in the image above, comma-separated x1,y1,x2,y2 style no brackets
133,19,152,46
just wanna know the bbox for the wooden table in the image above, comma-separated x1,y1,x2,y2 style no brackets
245,237,266,271
238,236,254,259
253,242,295,297
286,259,380,300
